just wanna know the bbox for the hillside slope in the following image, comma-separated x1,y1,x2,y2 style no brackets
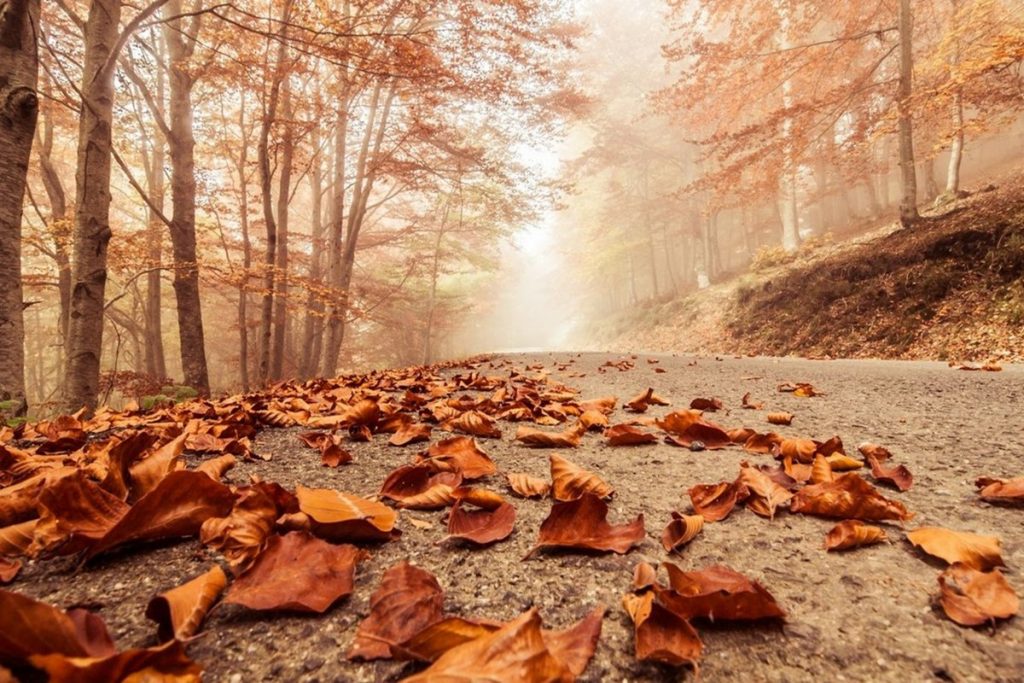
597,172,1024,362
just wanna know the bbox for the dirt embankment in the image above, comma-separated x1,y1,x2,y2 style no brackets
597,173,1024,362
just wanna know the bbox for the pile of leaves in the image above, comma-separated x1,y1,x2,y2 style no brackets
1,357,1020,681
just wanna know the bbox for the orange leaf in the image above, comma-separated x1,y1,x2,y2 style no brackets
937,564,1019,626
222,532,365,613
824,520,887,551
906,527,1004,570
688,481,749,522
865,453,913,491
737,462,794,519
626,388,669,413
443,411,502,439
975,476,1024,503
766,412,793,426
550,454,614,501
526,494,644,558
145,565,227,640
380,465,461,510
605,424,659,446
658,563,786,621
389,423,433,447
661,513,704,553
689,398,722,412
790,474,911,522
417,437,497,479
349,561,445,661
515,422,585,448
446,500,516,546
296,486,398,543
506,472,551,499
623,591,702,667
27,640,201,683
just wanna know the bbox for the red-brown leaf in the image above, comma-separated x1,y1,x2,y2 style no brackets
526,494,644,558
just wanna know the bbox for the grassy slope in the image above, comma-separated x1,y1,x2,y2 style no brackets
597,171,1024,361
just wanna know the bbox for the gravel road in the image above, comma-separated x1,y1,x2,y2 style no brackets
13,353,1024,682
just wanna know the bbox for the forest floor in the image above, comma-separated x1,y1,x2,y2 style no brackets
594,170,1024,363
9,352,1023,682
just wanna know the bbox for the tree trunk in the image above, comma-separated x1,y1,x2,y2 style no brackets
897,0,919,227
423,198,452,365
320,88,349,378
37,83,71,358
270,74,293,381
143,47,167,381
0,0,39,413
64,0,122,412
163,0,209,394
945,90,964,194
299,125,325,379
235,99,252,391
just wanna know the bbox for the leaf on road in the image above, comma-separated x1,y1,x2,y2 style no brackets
550,454,614,501
389,423,433,447
661,513,703,553
446,497,516,546
975,476,1024,504
865,453,913,491
443,411,502,439
689,398,722,412
526,494,644,558
0,588,115,660
688,481,749,522
27,639,201,683
737,462,794,520
766,412,793,426
623,590,702,668
506,472,551,499
296,486,398,543
380,465,461,510
906,527,1004,570
200,482,293,572
658,563,786,622
937,563,1019,626
145,565,227,640
824,520,887,551
416,437,497,479
349,561,445,661
515,422,585,448
605,424,659,446
626,388,669,413
223,532,365,613
401,609,576,682
790,474,911,522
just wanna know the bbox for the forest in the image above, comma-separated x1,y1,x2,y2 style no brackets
1,0,1023,414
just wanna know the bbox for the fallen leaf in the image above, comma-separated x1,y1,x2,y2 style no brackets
743,432,783,454
401,609,575,682
857,443,892,462
623,591,702,667
688,481,749,522
0,557,20,584
578,410,609,431
542,605,605,676
380,465,461,510
658,563,786,621
661,513,704,553
937,563,1019,626
296,486,398,542
444,411,502,439
605,424,659,446
826,453,864,471
446,499,516,546
31,472,130,556
222,532,365,613
865,453,913,491
737,463,794,519
194,454,237,481
27,639,201,683
790,474,911,522
0,588,115,661
626,388,669,413
515,422,585,448
777,438,817,463
689,398,722,412
810,454,835,484
0,520,36,557
975,476,1024,504
506,473,551,499
85,471,236,560
741,393,763,410
577,397,617,415
550,454,614,501
200,482,292,571
906,527,1004,570
390,423,433,447
526,494,644,558
767,412,793,426
417,437,497,479
145,565,227,640
824,520,887,551
349,561,445,661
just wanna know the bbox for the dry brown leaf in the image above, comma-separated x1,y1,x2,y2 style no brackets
688,481,749,522
194,454,237,481
605,424,659,446
27,639,201,683
778,438,817,463
810,454,835,484
937,563,1019,626
658,563,786,622
577,396,617,415
515,422,585,448
661,513,703,553
380,465,461,510
741,392,763,410
222,531,365,613
906,527,1004,570
824,520,887,551
349,561,445,661
737,462,794,520
578,410,609,431
857,443,893,462
975,476,1024,503
31,472,130,556
727,427,756,443
689,398,722,412
199,482,291,571
85,471,236,560
144,565,227,640
127,433,187,500
446,500,516,546
389,423,433,447
444,411,502,439
767,412,793,426
525,494,644,559
418,437,497,479
550,454,614,501
296,486,398,542
865,453,913,492
625,388,669,413
790,474,911,522
401,609,575,682
0,520,36,557
506,473,551,499
0,588,115,661
826,453,864,471
743,431,783,454
623,590,703,668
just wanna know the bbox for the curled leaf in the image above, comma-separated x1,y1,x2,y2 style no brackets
296,486,398,542
418,437,497,479
526,494,644,558
349,561,445,661
688,481,749,522
145,565,227,640
937,563,1019,626
660,513,703,553
515,423,585,448
975,476,1024,504
506,473,551,499
550,454,614,501
446,500,516,546
659,563,786,622
906,527,1004,570
824,520,887,551
605,424,659,446
790,474,911,522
